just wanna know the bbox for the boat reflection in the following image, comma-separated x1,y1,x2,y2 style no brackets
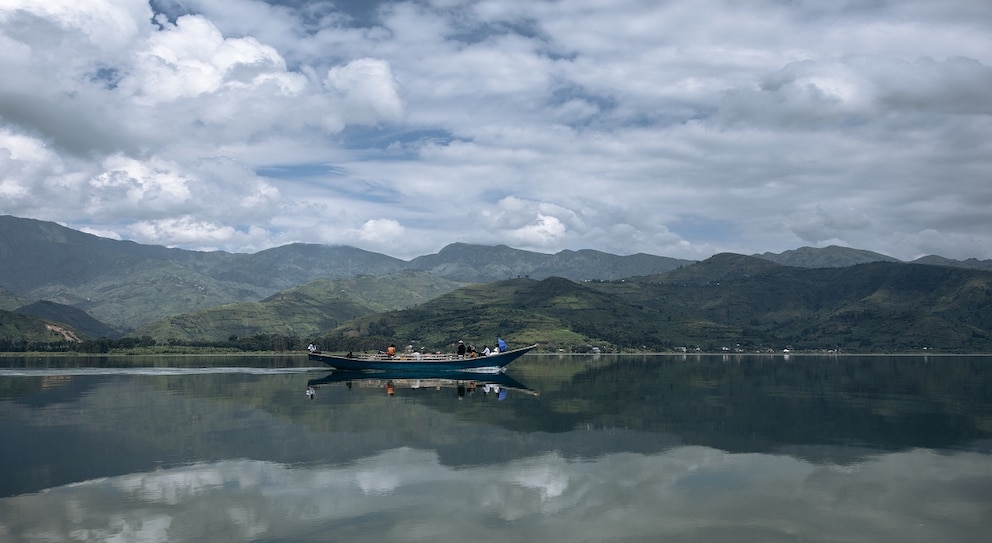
306,370,538,399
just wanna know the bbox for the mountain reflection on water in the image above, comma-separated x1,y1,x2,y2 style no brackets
1,354,990,542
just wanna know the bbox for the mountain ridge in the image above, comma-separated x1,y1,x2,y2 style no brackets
3,214,992,352
0,215,695,332
313,258,992,354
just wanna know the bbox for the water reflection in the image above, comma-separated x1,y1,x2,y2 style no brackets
306,370,539,399
0,354,990,542
2,446,988,542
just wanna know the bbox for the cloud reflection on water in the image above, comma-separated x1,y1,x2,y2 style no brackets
2,445,989,542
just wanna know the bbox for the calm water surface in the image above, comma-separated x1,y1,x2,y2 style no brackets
1,353,990,542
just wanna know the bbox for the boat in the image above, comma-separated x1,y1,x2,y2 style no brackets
307,343,538,372
306,369,538,397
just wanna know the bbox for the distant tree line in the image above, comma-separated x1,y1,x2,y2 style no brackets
0,339,79,353
312,334,407,354
0,334,309,353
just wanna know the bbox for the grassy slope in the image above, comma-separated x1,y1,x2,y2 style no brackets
131,271,466,343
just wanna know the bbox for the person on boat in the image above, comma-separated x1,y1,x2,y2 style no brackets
457,340,466,356
386,344,397,357
497,338,507,352
307,342,317,353
482,345,491,356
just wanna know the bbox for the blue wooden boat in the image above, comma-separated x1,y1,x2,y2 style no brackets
307,343,538,372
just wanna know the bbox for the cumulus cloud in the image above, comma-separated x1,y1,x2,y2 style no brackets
355,217,406,245
129,216,242,248
1,0,991,259
325,58,404,124
121,14,290,105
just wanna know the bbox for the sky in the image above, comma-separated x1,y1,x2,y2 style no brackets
1,0,991,262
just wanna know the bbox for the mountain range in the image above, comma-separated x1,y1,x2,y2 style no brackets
0,215,693,333
2,214,991,352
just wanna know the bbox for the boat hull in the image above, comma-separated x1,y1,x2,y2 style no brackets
308,344,537,372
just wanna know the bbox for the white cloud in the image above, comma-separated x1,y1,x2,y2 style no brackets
121,14,290,105
325,57,404,124
356,218,406,245
1,0,991,260
1,0,149,49
129,216,242,249
0,130,53,201
89,155,193,210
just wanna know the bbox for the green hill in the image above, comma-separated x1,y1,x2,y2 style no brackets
754,245,900,268
407,242,689,281
319,277,631,353
592,255,992,352
131,271,466,343
14,300,119,339
1,216,689,332
4,215,992,353
0,310,83,349
315,256,992,354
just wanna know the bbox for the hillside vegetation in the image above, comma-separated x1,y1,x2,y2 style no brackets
0,215,691,333
3,215,992,353
0,310,82,350
132,271,466,343
313,257,992,353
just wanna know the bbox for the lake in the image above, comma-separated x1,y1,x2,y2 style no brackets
1,353,990,542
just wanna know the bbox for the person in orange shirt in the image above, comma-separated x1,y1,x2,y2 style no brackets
386,344,396,356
